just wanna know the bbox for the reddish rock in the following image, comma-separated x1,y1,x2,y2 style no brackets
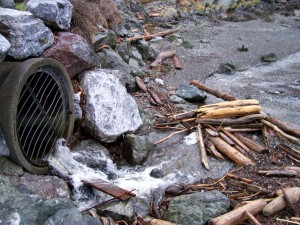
42,32,98,78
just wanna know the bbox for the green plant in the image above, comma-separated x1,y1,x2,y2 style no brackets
15,2,26,11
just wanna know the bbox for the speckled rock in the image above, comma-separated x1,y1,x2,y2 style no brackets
0,34,10,62
176,84,207,102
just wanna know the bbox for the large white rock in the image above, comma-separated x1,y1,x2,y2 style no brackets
80,69,142,143
0,7,54,60
0,34,10,62
26,0,73,30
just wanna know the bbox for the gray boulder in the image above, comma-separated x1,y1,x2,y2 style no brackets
131,47,146,66
97,48,136,92
123,134,154,165
74,93,82,119
164,190,230,225
176,84,207,102
42,32,98,78
80,69,142,143
0,7,54,60
0,0,15,8
115,41,131,63
0,34,10,62
26,0,73,30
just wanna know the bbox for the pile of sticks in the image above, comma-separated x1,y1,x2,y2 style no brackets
154,80,300,169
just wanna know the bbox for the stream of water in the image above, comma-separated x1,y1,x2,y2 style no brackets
48,139,193,211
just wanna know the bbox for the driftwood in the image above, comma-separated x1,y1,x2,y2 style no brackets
281,187,297,216
208,136,254,166
198,106,262,119
233,133,267,154
265,116,300,138
135,76,147,92
148,88,163,105
220,128,251,153
226,173,253,184
208,199,268,225
276,218,300,225
244,211,262,225
277,144,300,160
189,80,237,101
126,28,179,42
261,119,300,145
238,181,273,195
154,129,189,145
206,141,224,160
196,114,266,125
219,132,235,146
225,128,261,132
150,51,182,70
145,218,182,225
196,124,210,170
262,187,300,216
205,128,219,137
199,99,259,109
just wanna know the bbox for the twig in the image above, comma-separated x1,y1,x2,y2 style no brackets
226,173,253,184
244,210,261,225
276,218,300,225
261,119,300,145
148,88,163,105
154,129,189,145
196,124,210,170
206,141,224,160
135,76,147,92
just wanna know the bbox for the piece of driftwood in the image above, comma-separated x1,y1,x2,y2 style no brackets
198,105,262,119
145,217,182,225
220,128,251,153
208,199,268,225
126,28,179,42
196,124,210,170
244,210,262,225
225,128,262,132
148,88,163,105
281,187,297,216
257,170,298,177
277,144,300,160
150,51,181,70
265,116,300,138
154,128,189,145
292,217,300,222
262,187,300,216
82,179,136,201
206,141,224,160
172,55,182,70
199,99,259,109
233,133,267,154
261,119,300,145
208,136,254,166
219,132,235,146
196,114,266,125
135,76,147,92
276,218,300,225
283,166,300,175
170,111,197,120
205,128,219,137
238,181,273,195
190,80,237,101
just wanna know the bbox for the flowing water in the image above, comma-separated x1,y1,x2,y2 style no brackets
48,139,194,211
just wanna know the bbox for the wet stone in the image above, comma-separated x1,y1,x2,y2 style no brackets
123,134,154,165
150,168,165,178
169,94,187,104
219,62,236,74
261,53,278,62
136,39,158,60
164,190,230,225
175,84,207,102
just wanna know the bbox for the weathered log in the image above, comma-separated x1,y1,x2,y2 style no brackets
244,211,262,225
198,105,262,119
233,133,267,154
208,136,254,166
208,199,268,225
265,116,300,139
150,51,176,68
261,119,300,145
135,76,147,92
257,170,298,177
196,124,210,170
199,99,259,109
263,187,300,216
196,114,266,125
220,128,251,153
126,28,179,42
189,80,237,101
206,141,224,160
219,132,235,146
